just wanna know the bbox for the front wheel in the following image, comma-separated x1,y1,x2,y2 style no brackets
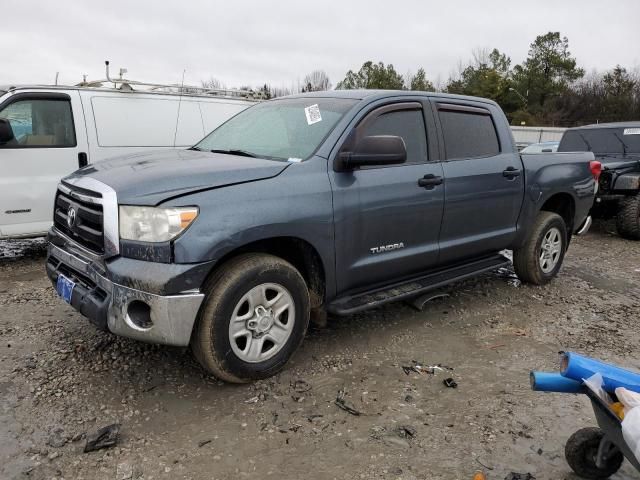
513,211,568,285
191,254,310,383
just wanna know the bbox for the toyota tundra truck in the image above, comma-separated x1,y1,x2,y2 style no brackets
46,91,597,383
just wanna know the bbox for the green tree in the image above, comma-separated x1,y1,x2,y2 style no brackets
409,68,435,91
511,32,584,109
336,61,405,90
444,48,515,112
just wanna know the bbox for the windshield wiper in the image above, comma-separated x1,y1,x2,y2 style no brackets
611,131,629,156
210,149,257,158
578,132,592,151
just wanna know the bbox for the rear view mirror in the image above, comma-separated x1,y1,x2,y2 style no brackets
338,135,407,170
0,118,14,145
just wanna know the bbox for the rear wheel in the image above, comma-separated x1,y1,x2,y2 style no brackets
513,211,567,285
616,193,640,240
191,254,310,383
565,427,623,479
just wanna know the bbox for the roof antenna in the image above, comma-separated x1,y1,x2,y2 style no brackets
173,69,186,147
55,72,59,86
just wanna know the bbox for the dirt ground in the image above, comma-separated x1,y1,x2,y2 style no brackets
1,222,639,480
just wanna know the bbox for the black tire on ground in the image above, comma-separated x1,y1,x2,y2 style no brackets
616,193,640,240
191,253,310,383
513,211,568,285
565,427,624,479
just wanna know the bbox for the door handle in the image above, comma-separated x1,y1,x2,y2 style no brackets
78,152,88,168
418,174,443,189
503,167,521,178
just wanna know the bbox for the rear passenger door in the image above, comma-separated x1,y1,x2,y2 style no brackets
433,101,524,264
330,101,445,293
0,91,88,237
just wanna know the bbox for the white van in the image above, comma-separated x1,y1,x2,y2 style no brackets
0,79,256,238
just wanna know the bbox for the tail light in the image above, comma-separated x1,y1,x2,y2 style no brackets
589,160,602,181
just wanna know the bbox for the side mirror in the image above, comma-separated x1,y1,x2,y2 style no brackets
0,118,15,145
338,135,407,170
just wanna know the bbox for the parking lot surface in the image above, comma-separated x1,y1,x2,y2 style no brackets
1,222,639,480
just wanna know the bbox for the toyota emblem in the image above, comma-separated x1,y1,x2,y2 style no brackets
67,206,77,228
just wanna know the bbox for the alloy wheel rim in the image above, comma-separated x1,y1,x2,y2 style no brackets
228,283,295,363
539,227,562,273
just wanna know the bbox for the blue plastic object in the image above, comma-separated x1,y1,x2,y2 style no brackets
561,352,640,394
530,371,584,393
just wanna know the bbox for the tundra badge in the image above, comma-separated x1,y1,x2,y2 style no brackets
370,242,405,254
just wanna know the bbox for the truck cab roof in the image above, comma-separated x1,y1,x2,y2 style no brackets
283,89,500,107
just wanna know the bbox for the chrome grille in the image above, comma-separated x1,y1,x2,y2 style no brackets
54,186,105,254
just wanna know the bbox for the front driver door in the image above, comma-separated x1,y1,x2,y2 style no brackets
0,91,88,237
330,101,445,294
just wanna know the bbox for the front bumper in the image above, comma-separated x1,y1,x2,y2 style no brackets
46,233,205,347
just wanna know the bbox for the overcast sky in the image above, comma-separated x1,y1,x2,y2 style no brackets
3,0,639,90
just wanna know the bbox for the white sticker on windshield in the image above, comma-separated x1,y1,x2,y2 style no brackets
304,104,322,125
623,128,640,135
288,157,302,163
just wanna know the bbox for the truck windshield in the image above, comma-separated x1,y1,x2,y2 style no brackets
559,128,640,155
194,97,357,161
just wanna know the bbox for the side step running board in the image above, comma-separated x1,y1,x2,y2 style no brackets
327,254,511,316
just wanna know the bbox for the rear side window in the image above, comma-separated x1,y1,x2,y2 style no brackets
362,109,428,163
0,98,76,148
438,109,500,159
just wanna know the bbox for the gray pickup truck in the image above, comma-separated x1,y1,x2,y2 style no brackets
46,90,596,382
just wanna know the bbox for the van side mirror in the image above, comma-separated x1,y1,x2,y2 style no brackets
338,135,407,170
0,119,15,145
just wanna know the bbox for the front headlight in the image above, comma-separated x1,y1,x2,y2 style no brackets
119,206,198,243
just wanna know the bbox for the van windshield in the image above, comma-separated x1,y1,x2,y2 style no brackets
194,97,357,161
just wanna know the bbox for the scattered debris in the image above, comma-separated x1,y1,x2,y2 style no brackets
407,292,450,311
488,343,506,350
475,457,493,470
244,396,259,404
84,424,120,453
335,390,361,416
198,439,212,448
513,329,527,336
402,361,453,376
291,379,312,393
504,473,536,480
443,378,458,388
46,426,67,448
395,425,417,439
473,472,487,480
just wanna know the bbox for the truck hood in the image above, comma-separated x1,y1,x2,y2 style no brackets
596,154,640,171
67,149,290,205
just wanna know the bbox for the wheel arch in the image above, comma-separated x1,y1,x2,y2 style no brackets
539,192,576,234
205,236,327,309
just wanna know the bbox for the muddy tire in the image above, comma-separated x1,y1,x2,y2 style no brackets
191,253,310,383
513,211,567,285
616,194,640,240
565,427,623,479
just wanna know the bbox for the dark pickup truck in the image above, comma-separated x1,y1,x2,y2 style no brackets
47,90,597,382
559,122,640,239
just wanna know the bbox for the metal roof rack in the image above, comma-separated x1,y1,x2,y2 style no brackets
74,61,266,100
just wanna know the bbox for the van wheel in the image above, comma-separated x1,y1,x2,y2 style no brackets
191,254,310,383
513,211,567,285
616,194,640,240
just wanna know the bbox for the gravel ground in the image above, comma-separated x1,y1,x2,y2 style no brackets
1,222,639,480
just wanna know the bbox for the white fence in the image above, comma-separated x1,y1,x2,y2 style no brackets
510,126,567,145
